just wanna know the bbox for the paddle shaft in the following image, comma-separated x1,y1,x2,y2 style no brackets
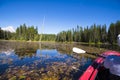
72,47,106,58
86,52,106,58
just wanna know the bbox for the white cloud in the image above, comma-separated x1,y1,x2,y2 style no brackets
1,26,15,33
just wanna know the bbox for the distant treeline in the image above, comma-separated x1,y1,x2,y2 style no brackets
0,28,13,40
56,21,120,44
0,20,120,44
0,24,56,41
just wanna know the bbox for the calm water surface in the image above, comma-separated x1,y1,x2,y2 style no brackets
0,41,112,80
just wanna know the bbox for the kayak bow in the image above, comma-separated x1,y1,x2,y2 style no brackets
79,51,120,80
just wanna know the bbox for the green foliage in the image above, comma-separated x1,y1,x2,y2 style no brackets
42,34,56,41
15,24,38,41
56,30,73,42
108,21,120,44
0,24,56,41
0,27,13,40
56,20,120,44
1,20,120,43
12,24,56,41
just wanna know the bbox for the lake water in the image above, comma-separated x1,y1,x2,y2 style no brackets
0,41,119,80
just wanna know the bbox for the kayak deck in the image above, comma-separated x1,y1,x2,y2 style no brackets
79,51,120,80
95,67,110,80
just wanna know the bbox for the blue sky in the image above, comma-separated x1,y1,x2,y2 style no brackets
0,0,120,34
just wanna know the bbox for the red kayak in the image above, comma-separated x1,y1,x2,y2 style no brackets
79,51,120,80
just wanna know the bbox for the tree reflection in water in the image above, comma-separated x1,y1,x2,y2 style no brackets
0,41,106,80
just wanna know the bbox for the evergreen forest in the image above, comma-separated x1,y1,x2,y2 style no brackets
0,21,120,44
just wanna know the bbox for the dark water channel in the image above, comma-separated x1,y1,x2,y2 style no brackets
0,41,118,80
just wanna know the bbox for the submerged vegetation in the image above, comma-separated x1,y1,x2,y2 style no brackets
0,39,119,80
0,20,120,44
0,42,100,80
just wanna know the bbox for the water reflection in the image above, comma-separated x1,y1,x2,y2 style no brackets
0,41,97,80
36,49,59,58
0,49,93,79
